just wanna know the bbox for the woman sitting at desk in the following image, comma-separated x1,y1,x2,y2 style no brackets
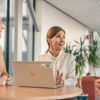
0,17,13,86
36,26,76,86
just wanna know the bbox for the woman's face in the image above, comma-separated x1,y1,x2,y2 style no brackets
49,31,65,51
0,18,4,38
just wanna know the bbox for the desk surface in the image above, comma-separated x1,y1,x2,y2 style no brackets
0,86,82,100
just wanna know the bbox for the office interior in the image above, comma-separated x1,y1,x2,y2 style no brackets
0,0,100,95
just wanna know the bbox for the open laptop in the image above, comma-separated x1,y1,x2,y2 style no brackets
12,61,62,88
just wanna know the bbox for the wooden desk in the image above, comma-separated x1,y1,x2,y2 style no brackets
0,86,82,100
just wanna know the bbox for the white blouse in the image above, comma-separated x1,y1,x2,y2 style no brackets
36,51,77,86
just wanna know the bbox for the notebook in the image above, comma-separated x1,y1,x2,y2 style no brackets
12,61,62,88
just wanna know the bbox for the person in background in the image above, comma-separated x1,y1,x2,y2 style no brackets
0,17,13,86
36,26,76,86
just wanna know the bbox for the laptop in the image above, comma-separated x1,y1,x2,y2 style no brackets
12,61,62,88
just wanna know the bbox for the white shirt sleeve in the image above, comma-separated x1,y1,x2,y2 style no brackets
63,55,77,86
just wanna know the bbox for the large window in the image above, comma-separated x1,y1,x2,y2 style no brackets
0,0,34,76
0,0,7,65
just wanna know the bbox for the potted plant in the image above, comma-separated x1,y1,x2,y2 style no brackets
64,38,87,87
87,39,100,76
63,42,74,54
73,38,87,77
73,38,88,87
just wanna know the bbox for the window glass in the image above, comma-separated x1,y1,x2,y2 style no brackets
3,0,33,76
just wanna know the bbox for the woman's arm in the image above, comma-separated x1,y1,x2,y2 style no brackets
64,55,77,86
0,48,8,76
0,48,13,85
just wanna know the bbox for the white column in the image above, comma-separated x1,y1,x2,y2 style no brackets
28,11,33,61
26,0,39,32
34,0,42,59
14,0,23,61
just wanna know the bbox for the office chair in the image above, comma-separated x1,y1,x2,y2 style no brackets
82,76,100,100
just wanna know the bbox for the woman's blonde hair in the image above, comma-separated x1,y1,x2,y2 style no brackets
46,26,65,53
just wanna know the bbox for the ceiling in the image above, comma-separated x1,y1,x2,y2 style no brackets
45,0,100,31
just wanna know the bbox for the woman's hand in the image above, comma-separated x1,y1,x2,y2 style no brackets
0,75,13,86
6,76,13,86
0,75,7,86
56,70,64,85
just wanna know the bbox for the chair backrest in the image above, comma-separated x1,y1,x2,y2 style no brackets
82,76,100,100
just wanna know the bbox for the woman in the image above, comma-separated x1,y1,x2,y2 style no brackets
36,26,76,86
0,17,13,86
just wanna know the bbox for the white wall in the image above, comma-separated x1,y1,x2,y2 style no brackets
35,0,89,59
